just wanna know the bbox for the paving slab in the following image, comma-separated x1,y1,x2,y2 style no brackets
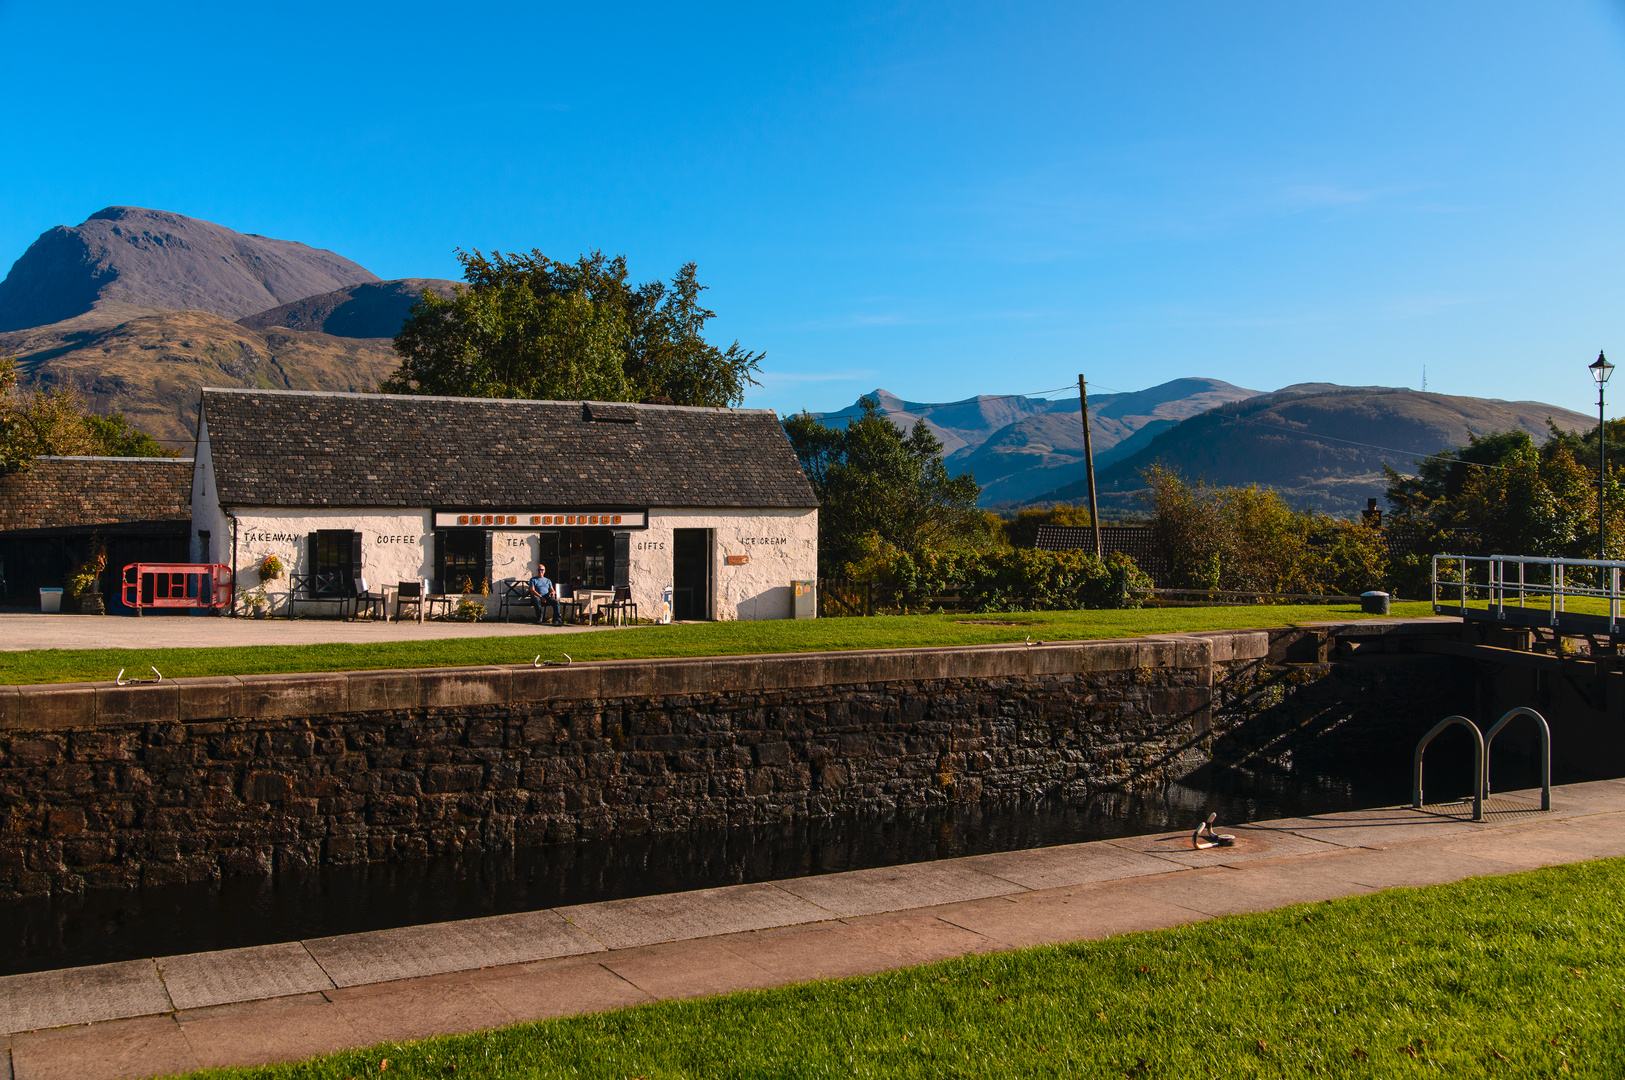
1105,823,1346,868
558,882,833,950
932,882,1205,949
0,961,171,1035
0,611,600,652
8,1016,193,1080
601,941,781,1000
1127,861,1377,918
1252,806,1494,850
176,996,361,1070
719,913,993,984
327,975,515,1045
1283,843,1529,891
1442,813,1625,868
959,839,1180,890
305,909,600,988
477,956,653,1022
158,942,333,1010
773,859,1019,917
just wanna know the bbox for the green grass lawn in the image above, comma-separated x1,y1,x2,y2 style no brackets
177,856,1625,1079
0,601,1437,686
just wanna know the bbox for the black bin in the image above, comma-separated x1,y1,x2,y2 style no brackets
1360,590,1391,615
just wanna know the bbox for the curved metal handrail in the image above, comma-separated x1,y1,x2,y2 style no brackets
1413,715,1484,821
1483,706,1551,811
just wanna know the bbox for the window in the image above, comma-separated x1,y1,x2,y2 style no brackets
436,529,489,593
308,531,360,597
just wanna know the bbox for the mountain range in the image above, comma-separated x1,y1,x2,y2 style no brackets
0,208,453,445
0,206,1598,515
808,378,1263,505
814,382,1592,516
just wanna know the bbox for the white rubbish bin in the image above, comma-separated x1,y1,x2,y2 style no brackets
39,587,63,613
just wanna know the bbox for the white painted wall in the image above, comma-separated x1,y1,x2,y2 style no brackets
228,508,435,616
637,508,818,621
191,415,817,622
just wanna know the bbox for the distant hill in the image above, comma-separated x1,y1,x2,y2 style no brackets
808,378,1262,506
238,278,460,339
1029,386,1595,517
952,378,1262,505
0,207,377,332
0,311,399,446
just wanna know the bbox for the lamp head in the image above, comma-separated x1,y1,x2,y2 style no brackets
1592,350,1615,386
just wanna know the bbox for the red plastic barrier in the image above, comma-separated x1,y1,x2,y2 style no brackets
121,564,234,612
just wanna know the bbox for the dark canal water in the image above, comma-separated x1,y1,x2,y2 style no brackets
2,749,1522,977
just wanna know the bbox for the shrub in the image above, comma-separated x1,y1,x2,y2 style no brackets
1143,465,1391,596
846,535,1150,613
65,537,106,599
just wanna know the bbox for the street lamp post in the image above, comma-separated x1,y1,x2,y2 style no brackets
1591,350,1614,560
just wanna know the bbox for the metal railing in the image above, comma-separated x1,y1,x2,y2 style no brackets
1412,707,1552,821
1432,553,1625,633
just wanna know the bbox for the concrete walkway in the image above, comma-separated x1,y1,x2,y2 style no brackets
0,612,611,652
3,780,1623,1080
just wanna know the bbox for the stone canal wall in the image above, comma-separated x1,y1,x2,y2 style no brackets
0,622,1465,898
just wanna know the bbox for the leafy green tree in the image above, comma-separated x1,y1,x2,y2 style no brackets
1,358,174,472
1383,426,1623,594
1003,504,1093,549
1142,465,1387,595
784,398,984,575
84,413,175,458
383,250,763,406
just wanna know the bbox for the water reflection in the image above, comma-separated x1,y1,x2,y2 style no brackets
2,761,1430,977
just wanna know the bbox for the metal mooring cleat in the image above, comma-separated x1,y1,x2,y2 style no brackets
115,667,163,686
1192,812,1235,849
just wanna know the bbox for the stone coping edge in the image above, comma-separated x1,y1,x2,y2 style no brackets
0,620,1459,733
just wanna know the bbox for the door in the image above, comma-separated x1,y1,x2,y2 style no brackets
672,529,711,620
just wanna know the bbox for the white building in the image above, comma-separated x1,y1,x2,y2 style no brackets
190,389,819,620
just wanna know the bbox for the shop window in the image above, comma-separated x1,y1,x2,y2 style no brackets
308,531,360,596
436,529,490,593
559,529,616,590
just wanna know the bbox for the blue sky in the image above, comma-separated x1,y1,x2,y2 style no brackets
2,2,1623,416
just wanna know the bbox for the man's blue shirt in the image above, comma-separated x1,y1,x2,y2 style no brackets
529,574,554,597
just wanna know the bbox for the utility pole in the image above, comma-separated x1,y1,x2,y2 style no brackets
1078,374,1101,559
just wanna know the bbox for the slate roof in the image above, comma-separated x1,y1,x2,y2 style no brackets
0,457,193,534
200,389,819,510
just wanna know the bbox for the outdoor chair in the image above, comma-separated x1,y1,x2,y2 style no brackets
597,585,638,626
555,583,587,624
351,577,386,621
425,578,457,620
394,580,424,622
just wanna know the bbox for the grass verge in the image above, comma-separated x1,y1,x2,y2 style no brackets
0,601,1437,685
176,856,1625,1078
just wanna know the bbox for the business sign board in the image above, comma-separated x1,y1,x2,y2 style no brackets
433,511,648,529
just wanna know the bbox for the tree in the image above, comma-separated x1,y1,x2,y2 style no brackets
1003,504,1093,549
784,398,984,575
383,250,763,406
1,358,174,473
1383,426,1623,594
1142,465,1387,595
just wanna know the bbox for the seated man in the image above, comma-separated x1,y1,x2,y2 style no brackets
529,563,562,626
